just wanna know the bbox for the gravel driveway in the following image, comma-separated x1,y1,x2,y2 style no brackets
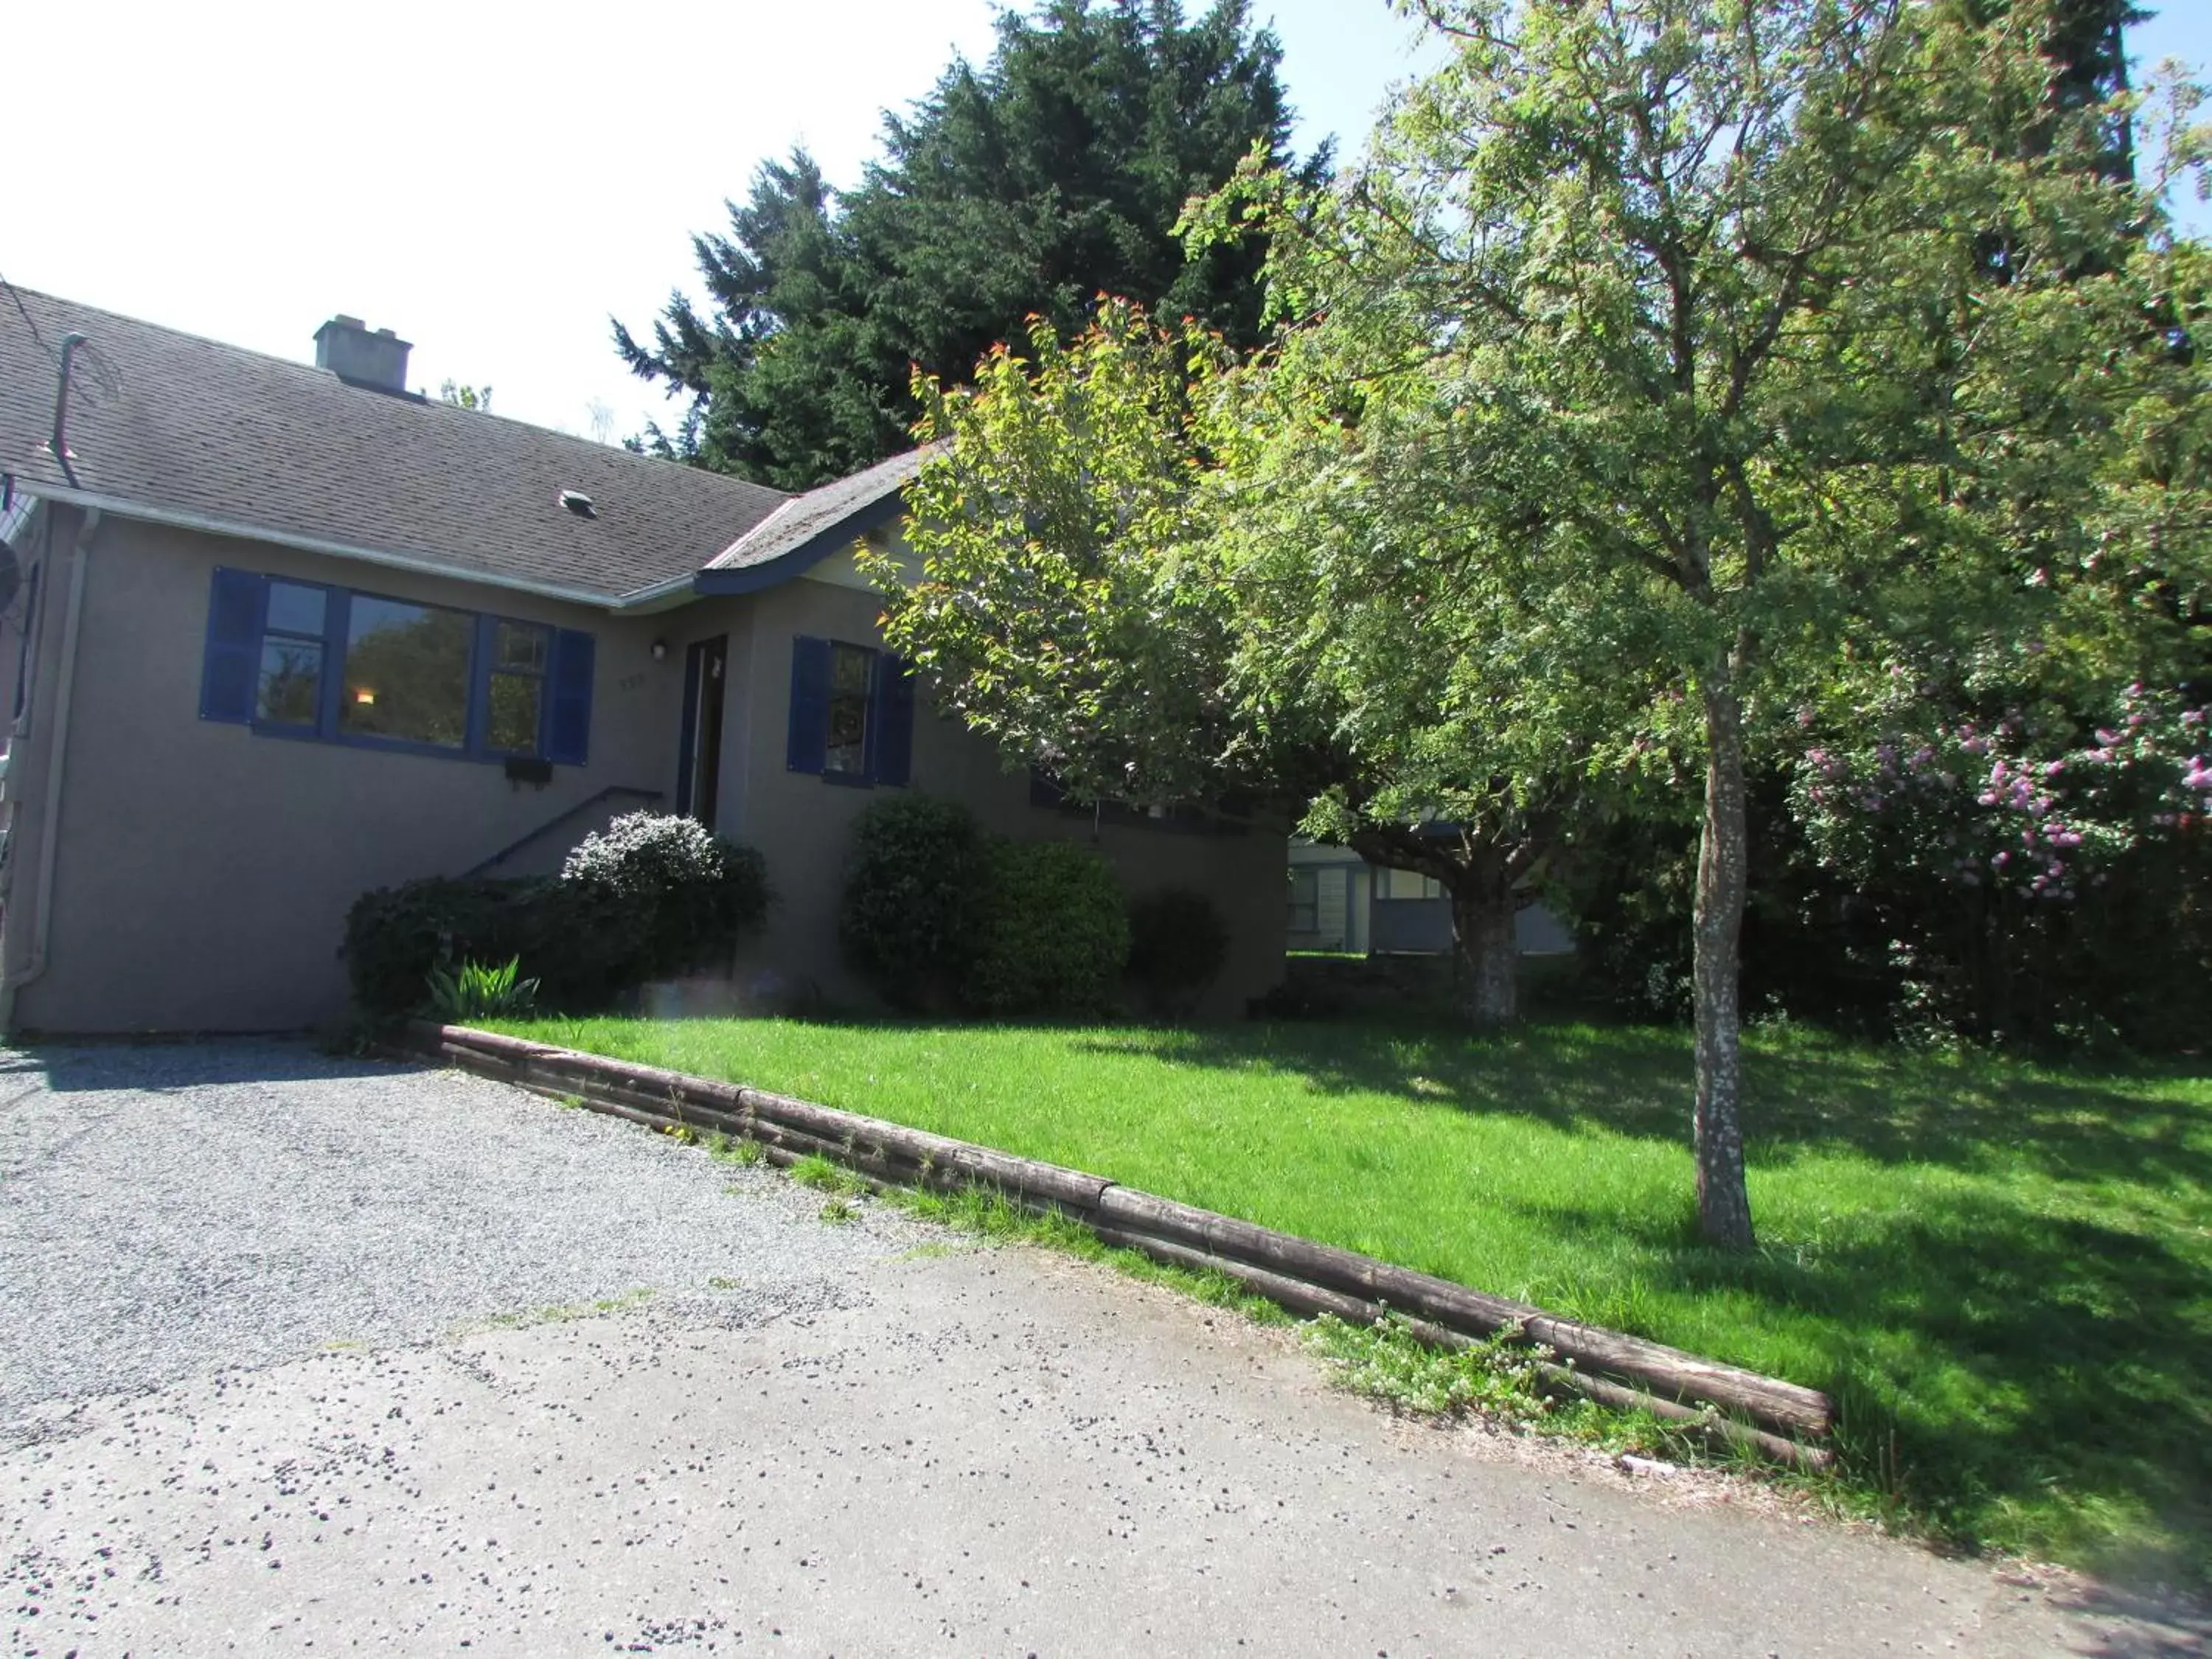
2,1041,2198,1657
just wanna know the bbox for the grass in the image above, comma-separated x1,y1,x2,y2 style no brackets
491,1011,2212,1587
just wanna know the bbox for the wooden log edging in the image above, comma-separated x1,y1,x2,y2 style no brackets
408,1020,1834,1465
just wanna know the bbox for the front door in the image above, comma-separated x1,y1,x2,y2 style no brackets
676,636,727,831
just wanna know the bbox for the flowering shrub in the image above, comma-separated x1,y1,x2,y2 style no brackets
562,811,769,978
1789,684,2209,1046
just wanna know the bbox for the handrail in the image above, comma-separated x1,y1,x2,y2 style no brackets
462,785,661,879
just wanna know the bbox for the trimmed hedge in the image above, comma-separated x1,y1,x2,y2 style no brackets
838,794,986,1011
964,838,1130,1017
1125,887,1230,1019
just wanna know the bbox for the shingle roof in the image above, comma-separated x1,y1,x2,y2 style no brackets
0,288,790,605
703,445,934,577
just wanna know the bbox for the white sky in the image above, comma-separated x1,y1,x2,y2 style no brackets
5,1,2205,443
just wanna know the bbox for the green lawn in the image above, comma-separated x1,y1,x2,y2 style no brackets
490,1012,2212,1586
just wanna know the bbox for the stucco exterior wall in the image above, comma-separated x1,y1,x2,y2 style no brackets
6,516,683,1032
0,514,1284,1033
721,563,1286,1019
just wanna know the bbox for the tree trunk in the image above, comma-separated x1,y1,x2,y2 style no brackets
1448,857,1519,1027
1694,672,1756,1250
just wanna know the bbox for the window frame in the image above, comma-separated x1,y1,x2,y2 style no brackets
1372,866,1444,902
206,569,585,766
785,634,915,790
1287,868,1321,935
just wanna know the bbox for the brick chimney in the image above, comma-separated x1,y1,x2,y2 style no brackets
314,316,412,393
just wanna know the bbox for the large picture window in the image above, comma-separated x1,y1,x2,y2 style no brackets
201,568,594,765
339,596,473,748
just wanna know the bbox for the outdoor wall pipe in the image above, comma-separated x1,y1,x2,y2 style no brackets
51,335,86,489
0,507,97,1032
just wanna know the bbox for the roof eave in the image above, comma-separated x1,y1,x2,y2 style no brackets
24,484,631,610
692,490,908,597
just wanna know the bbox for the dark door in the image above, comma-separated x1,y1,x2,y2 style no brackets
676,636,727,831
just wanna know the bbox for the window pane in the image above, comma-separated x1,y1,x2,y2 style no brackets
257,638,321,726
265,581,326,638
825,644,872,773
340,597,470,748
832,644,872,695
487,672,542,753
496,620,549,672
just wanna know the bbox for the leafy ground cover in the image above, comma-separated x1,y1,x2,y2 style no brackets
489,1012,2211,1587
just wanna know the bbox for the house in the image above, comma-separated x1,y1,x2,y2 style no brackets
0,291,1287,1033
1286,841,1573,957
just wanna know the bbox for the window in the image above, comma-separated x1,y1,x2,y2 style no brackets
825,642,873,775
200,568,594,765
785,635,914,788
487,619,551,754
1287,869,1320,934
1374,866,1444,901
339,596,471,748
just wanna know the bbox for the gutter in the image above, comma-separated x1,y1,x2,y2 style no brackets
24,483,630,612
0,507,99,1032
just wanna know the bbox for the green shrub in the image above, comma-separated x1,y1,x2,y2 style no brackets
1124,887,1229,1019
344,874,647,1018
425,956,540,1022
838,794,986,1009
964,838,1130,1017
561,810,769,978
344,812,767,1018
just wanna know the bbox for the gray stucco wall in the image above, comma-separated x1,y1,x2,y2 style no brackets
5,516,681,1033
1,514,1284,1033
703,563,1287,1020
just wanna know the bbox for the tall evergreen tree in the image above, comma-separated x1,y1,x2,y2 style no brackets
614,0,1319,489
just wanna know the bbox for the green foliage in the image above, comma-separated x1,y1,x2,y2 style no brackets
560,810,770,979
837,794,986,1009
964,838,1130,1017
614,0,1319,487
1124,887,1230,1018
1303,1313,1560,1427
436,380,493,411
424,955,539,1022
344,814,768,1018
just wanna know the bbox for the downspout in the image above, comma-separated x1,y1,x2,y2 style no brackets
0,507,97,1032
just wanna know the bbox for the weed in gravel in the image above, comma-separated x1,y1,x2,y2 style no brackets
709,1132,765,1167
477,1287,655,1333
707,1275,744,1290
790,1153,865,1194
818,1196,860,1225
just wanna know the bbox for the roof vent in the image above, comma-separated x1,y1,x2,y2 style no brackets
559,490,595,518
315,316,412,394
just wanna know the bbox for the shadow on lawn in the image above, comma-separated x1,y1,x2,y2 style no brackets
1068,1019,2212,1192
1504,1180,2212,1586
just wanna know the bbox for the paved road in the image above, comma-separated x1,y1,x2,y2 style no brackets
0,1043,2197,1656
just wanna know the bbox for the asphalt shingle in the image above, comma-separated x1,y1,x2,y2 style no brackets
0,288,790,603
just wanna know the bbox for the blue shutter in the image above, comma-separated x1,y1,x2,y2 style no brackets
199,567,265,724
871,653,916,787
786,635,830,773
546,628,594,765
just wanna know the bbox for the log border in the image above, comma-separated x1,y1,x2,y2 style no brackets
404,1020,1835,1469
